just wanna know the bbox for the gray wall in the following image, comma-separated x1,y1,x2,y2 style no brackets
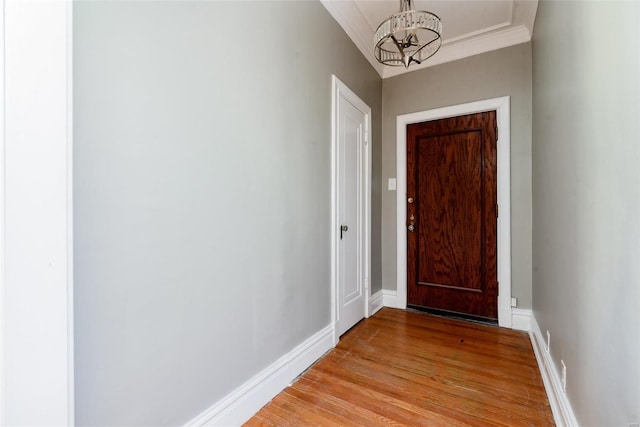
532,1,640,424
381,43,533,308
73,1,381,424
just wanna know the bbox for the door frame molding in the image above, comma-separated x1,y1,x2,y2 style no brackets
396,96,512,328
331,75,372,344
0,2,75,424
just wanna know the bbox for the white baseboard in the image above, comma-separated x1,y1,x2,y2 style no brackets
185,325,334,427
369,290,384,316
381,291,531,333
511,308,532,331
382,289,399,308
529,315,579,427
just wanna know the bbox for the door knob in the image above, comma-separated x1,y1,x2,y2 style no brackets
340,225,348,240
408,224,415,232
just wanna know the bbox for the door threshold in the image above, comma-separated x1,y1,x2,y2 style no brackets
406,305,498,327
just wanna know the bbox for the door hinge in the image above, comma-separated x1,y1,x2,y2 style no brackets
364,131,369,145
495,126,498,142
495,203,499,218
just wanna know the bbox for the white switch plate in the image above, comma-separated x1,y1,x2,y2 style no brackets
388,178,397,191
511,297,517,307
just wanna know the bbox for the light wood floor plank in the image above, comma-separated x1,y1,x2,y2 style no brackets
245,308,554,426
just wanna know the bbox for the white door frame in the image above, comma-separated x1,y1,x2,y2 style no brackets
396,96,512,328
331,75,372,344
0,2,74,424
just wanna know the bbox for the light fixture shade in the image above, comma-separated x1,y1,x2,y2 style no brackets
374,2,442,68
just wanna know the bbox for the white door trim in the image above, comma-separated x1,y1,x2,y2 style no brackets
331,75,372,344
0,2,75,424
395,96,512,328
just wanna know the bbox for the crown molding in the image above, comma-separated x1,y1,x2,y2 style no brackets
382,24,531,78
516,0,539,35
321,0,538,80
320,0,385,78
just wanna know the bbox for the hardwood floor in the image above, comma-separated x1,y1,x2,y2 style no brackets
245,308,554,426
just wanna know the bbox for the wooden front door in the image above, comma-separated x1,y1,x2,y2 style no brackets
406,111,498,321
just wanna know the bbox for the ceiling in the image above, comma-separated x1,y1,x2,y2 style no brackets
320,0,538,79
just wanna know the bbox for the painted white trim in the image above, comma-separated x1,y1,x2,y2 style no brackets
0,1,6,423
383,25,531,79
530,315,579,427
368,290,384,316
516,0,539,39
330,75,338,344
185,324,334,427
331,75,372,340
396,96,512,328
320,0,538,79
363,90,373,323
382,289,399,309
65,2,75,423
1,2,74,424
511,308,532,332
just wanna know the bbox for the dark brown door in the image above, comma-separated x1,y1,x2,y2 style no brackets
406,111,498,320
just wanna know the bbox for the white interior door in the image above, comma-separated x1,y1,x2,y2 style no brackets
334,78,370,337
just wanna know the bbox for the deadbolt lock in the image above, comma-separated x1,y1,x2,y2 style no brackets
407,197,414,204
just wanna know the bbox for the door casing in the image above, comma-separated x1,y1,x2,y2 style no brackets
395,97,512,328
331,75,372,344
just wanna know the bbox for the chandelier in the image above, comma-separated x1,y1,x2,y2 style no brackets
374,0,442,68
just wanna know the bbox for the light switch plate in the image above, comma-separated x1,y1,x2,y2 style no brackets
388,178,397,191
